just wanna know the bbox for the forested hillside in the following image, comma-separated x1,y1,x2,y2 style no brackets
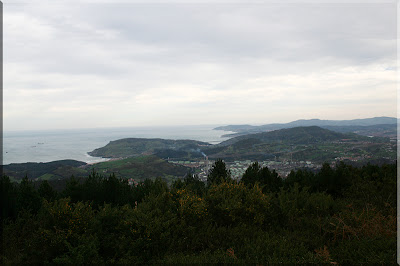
1,161,396,264
88,138,211,159
3,156,190,185
85,126,396,164
204,126,395,163
216,126,384,146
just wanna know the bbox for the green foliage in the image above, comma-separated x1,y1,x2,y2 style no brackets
94,204,139,263
175,188,207,226
92,156,189,183
16,177,42,215
285,161,359,197
133,191,179,262
240,161,261,185
285,168,316,189
208,126,396,163
89,138,210,159
276,183,336,229
1,175,18,221
133,177,170,204
206,182,270,227
2,209,41,263
101,173,127,205
36,198,98,263
60,175,83,202
315,162,352,197
2,198,99,264
38,180,57,201
2,160,87,181
1,162,396,264
172,172,206,196
51,234,101,264
207,159,232,186
330,237,396,264
324,203,396,243
62,171,136,208
241,162,283,192
344,162,397,210
235,231,324,264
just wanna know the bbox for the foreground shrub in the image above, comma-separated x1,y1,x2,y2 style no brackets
325,203,396,243
276,183,336,229
36,198,100,263
206,182,270,227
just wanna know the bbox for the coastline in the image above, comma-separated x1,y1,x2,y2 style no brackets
3,125,232,165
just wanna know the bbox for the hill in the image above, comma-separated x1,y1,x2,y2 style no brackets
86,155,189,183
4,126,395,182
322,124,397,138
215,117,398,137
217,126,376,146
203,126,394,163
3,156,190,184
3,160,88,182
85,126,394,164
88,138,211,159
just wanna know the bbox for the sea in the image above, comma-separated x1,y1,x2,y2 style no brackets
3,125,233,165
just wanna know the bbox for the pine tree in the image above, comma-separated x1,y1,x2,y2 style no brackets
207,159,232,186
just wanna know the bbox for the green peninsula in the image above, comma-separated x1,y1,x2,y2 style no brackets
88,138,211,159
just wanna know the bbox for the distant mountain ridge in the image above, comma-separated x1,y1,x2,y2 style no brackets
216,126,377,147
214,117,398,138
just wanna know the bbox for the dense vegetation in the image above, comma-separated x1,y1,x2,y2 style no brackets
3,156,190,184
1,160,396,264
207,127,395,163
88,138,211,159
3,160,87,182
86,126,396,163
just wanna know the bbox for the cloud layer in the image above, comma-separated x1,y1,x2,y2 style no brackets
4,2,397,130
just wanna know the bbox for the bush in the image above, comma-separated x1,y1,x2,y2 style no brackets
276,183,336,229
206,182,270,227
36,198,98,263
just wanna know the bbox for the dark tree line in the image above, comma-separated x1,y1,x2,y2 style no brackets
1,160,396,264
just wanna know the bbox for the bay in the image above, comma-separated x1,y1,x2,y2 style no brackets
3,125,233,165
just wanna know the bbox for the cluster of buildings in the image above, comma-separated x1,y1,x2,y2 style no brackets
168,158,322,181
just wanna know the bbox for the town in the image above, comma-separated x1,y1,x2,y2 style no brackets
168,157,322,181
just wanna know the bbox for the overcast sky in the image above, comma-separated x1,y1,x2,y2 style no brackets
3,1,397,131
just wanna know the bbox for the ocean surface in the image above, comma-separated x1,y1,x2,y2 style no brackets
3,125,233,165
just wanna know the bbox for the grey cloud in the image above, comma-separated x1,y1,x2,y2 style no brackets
3,2,396,130
6,3,396,76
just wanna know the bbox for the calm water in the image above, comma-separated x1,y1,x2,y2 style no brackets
3,125,233,165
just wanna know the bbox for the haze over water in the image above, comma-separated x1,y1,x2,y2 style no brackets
3,125,233,165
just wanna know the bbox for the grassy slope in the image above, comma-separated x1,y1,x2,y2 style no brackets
87,156,190,183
